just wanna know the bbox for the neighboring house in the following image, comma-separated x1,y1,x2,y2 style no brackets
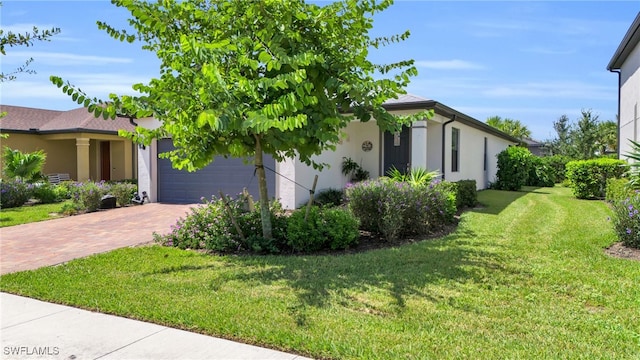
136,94,518,208
608,12,640,159
522,138,549,157
0,105,137,181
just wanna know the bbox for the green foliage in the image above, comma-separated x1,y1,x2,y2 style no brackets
526,156,555,187
346,178,456,241
605,178,633,203
31,183,61,204
609,192,640,248
154,196,287,254
485,116,531,139
624,139,640,189
51,0,431,239
0,178,30,208
342,157,369,182
313,188,344,207
494,146,532,191
109,182,138,207
565,159,628,199
386,166,440,187
454,180,478,208
286,206,359,252
2,147,47,183
69,181,110,212
546,112,617,159
542,155,571,183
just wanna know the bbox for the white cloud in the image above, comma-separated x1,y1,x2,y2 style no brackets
481,81,615,101
520,47,576,55
414,60,485,70
4,52,133,66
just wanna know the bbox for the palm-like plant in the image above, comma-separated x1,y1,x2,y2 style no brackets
625,140,640,189
485,116,531,140
2,147,47,183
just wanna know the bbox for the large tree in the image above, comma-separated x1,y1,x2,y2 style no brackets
571,109,601,159
51,0,428,239
485,116,531,140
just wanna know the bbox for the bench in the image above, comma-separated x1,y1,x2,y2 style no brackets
47,173,71,185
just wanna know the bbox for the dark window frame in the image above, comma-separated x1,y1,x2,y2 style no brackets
452,127,460,172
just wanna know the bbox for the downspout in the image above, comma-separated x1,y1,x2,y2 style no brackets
127,116,139,179
441,114,456,180
608,68,622,159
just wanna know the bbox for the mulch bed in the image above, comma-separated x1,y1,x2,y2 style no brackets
605,242,640,262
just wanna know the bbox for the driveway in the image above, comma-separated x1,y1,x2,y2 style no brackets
0,203,195,275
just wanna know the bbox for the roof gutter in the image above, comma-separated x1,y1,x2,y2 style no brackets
441,114,456,180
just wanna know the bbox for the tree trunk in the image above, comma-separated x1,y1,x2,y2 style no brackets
254,135,273,239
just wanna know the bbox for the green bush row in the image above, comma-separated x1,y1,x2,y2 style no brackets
565,158,628,199
346,178,456,241
154,197,360,254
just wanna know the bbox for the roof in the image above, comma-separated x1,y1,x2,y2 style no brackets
382,94,520,143
0,105,135,134
608,12,640,70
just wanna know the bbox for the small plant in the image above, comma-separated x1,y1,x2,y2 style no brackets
0,178,30,208
69,181,110,212
31,182,61,204
2,147,47,183
109,182,138,207
341,157,369,182
286,206,359,252
610,192,640,248
454,180,477,208
314,188,344,207
625,139,640,189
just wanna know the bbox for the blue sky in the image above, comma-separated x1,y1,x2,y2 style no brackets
1,1,638,141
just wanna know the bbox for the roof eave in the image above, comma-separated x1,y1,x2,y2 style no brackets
607,12,640,71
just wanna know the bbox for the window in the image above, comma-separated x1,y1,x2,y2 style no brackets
483,137,488,171
451,127,460,172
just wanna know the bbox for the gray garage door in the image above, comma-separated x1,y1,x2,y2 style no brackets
157,139,276,204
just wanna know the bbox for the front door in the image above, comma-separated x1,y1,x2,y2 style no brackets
383,126,411,176
100,141,111,181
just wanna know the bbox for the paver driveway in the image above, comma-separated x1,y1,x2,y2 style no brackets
0,203,194,275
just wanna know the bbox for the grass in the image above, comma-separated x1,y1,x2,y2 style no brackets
1,187,639,359
0,202,67,227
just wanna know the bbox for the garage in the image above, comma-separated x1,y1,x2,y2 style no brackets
157,139,276,204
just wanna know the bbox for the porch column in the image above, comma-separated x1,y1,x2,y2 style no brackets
76,138,90,181
411,120,428,170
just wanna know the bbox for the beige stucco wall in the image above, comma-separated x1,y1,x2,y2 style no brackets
1,133,77,179
619,41,640,159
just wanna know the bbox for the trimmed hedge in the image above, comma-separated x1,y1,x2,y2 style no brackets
565,159,628,199
494,146,532,191
453,180,477,209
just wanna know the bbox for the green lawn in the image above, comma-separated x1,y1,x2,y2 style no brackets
1,187,638,359
0,202,67,227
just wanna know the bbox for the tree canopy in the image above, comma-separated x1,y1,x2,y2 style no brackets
51,0,428,238
485,116,532,140
545,110,616,159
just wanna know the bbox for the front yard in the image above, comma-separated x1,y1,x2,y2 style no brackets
1,187,638,359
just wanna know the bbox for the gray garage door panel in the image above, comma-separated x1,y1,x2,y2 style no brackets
157,139,276,204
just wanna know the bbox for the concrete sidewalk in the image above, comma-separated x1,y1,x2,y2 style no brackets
1,292,312,360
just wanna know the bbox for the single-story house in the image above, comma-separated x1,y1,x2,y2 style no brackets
136,94,519,208
522,138,549,157
608,12,640,159
0,105,137,181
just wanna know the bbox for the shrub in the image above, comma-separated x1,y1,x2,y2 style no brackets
154,196,287,254
314,188,344,207
606,178,633,203
32,182,61,204
494,146,532,191
346,178,456,241
387,166,440,187
341,157,369,182
454,180,477,208
2,147,47,183
286,206,359,252
0,178,30,208
565,159,628,199
542,155,572,183
109,182,138,207
527,156,555,187
624,139,640,189
69,181,110,212
53,182,74,200
610,192,640,248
